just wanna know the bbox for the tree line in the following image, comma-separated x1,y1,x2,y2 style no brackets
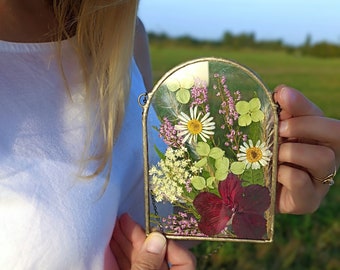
148,31,340,58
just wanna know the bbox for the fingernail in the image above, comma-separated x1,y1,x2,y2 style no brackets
279,120,287,134
282,86,298,102
145,233,166,254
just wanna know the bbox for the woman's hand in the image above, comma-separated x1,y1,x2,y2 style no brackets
274,85,340,214
110,214,196,270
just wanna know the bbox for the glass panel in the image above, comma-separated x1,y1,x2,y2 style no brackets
143,58,279,242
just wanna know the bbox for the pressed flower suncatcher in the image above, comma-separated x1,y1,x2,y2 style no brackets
141,58,279,242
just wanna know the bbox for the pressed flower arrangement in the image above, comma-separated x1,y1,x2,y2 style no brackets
141,58,279,242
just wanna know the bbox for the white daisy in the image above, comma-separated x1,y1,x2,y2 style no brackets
237,140,272,170
175,106,215,144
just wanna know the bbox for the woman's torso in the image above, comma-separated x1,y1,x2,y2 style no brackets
0,39,145,269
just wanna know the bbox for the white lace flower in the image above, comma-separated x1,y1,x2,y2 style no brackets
237,140,272,170
149,147,193,203
175,106,215,144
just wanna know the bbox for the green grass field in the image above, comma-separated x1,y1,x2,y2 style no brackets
149,44,340,270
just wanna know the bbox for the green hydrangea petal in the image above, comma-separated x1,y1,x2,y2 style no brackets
196,142,210,157
206,177,215,189
195,157,208,168
215,157,230,171
235,101,250,115
230,161,246,175
166,80,180,92
176,88,191,104
181,77,195,89
215,169,229,181
249,97,261,111
251,110,265,122
238,114,252,127
191,176,206,190
209,147,225,159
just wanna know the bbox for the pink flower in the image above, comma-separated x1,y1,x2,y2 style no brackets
159,117,183,147
193,174,270,239
190,79,209,110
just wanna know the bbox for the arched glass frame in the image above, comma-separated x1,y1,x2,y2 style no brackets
141,58,279,242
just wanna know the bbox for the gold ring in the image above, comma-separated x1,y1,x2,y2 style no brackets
311,167,337,186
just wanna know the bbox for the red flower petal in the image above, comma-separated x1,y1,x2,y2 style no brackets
193,192,232,236
235,184,271,214
232,212,268,239
218,173,243,205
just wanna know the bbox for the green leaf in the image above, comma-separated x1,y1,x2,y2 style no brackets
153,85,181,120
238,114,252,127
166,80,180,92
230,161,246,175
196,142,210,157
206,177,215,189
191,176,206,190
195,157,207,168
153,145,165,160
242,168,265,186
176,88,191,104
215,169,229,181
215,157,230,171
249,97,261,111
251,110,265,122
235,101,249,115
209,147,224,159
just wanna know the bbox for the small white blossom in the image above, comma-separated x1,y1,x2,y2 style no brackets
237,140,272,170
175,106,215,144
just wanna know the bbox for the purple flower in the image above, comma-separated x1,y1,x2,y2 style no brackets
190,79,209,111
159,117,183,147
160,212,205,236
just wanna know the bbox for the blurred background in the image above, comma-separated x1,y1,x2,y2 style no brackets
138,1,340,269
139,0,340,46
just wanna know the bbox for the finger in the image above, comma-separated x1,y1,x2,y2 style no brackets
110,217,132,270
274,85,323,119
111,215,135,259
166,240,196,270
111,213,148,268
119,213,146,256
277,164,325,214
280,116,340,149
277,142,331,214
110,238,131,270
131,232,167,270
279,142,336,182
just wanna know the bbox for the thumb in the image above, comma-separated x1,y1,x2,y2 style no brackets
131,232,167,270
274,85,323,120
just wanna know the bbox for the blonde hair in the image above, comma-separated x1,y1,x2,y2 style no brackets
52,0,138,179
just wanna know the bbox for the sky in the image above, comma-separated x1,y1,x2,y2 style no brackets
138,0,340,46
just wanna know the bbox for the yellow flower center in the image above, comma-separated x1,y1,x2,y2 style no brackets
246,147,263,163
187,119,203,135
